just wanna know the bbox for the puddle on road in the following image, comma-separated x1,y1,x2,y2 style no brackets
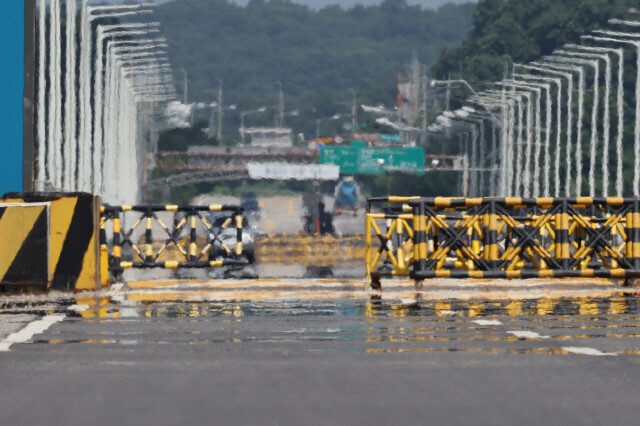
18,292,640,357
2,279,640,357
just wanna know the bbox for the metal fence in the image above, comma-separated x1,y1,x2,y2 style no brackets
100,204,248,273
366,196,640,288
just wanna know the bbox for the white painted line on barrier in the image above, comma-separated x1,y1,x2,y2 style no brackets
562,346,617,356
0,314,66,352
473,319,503,325
508,330,550,339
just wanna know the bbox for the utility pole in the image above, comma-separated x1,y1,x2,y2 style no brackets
397,72,403,124
349,88,357,130
207,107,214,138
277,81,284,127
445,72,451,111
181,68,188,104
445,72,451,139
410,55,420,125
217,79,223,141
421,71,427,132
421,69,428,147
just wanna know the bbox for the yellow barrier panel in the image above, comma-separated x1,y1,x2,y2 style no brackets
366,196,640,288
101,204,247,271
0,193,106,291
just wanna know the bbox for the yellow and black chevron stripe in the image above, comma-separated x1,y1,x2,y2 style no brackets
1,193,107,290
0,202,49,285
49,194,104,290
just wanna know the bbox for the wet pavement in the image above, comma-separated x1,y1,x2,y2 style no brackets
1,278,640,425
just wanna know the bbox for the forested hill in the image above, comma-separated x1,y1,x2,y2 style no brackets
155,0,475,116
431,0,637,88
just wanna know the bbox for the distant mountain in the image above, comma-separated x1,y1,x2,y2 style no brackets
154,0,475,136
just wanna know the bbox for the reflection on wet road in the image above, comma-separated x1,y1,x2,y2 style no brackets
2,278,640,425
2,278,639,357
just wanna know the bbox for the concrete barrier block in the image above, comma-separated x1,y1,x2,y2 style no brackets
0,192,107,291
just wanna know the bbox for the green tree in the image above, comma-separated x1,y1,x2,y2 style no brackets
154,0,475,140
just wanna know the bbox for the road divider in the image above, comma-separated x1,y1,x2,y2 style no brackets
0,193,107,291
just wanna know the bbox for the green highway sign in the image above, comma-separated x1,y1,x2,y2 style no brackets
320,145,425,175
380,133,401,143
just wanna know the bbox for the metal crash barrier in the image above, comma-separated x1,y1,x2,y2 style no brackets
101,204,248,274
366,196,640,288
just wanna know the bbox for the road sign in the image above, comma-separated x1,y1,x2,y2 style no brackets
248,163,340,180
320,145,424,175
380,133,401,143
351,132,380,145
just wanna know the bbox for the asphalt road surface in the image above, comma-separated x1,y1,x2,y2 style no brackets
1,278,639,425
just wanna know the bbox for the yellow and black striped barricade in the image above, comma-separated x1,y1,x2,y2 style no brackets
0,192,107,291
101,204,248,274
366,196,640,288
365,196,420,288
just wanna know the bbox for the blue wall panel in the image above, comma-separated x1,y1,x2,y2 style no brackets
0,3,24,195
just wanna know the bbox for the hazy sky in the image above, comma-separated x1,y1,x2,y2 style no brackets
93,0,475,10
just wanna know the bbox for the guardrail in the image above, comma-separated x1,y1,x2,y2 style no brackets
100,204,248,274
366,196,640,288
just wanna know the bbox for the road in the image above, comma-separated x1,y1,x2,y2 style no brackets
191,194,364,235
1,278,639,425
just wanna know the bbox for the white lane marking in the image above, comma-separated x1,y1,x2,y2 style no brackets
562,346,617,356
0,314,66,352
110,283,125,292
508,330,550,339
473,319,503,326
68,304,91,312
439,310,457,316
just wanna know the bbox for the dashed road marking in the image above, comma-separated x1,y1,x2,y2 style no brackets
562,346,617,356
0,314,66,352
473,319,503,325
508,330,550,339
68,304,91,312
